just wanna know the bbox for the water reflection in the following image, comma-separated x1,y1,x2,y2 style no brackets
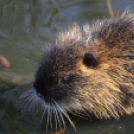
1,0,134,134
1,83,134,134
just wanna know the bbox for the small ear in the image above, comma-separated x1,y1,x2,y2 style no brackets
83,52,97,67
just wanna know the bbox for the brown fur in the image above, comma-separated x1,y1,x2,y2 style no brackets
34,11,134,121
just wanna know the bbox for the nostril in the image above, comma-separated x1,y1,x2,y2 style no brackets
37,92,44,98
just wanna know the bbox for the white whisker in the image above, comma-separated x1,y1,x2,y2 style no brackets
19,90,33,99
60,108,76,130
46,103,50,131
39,106,47,124
24,95,35,111
59,110,66,129
55,105,63,130
50,107,53,129
53,100,66,128
53,108,58,130
55,101,76,130
19,88,75,131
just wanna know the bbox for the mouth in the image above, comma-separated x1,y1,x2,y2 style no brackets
19,88,76,130
35,90,53,104
35,90,76,130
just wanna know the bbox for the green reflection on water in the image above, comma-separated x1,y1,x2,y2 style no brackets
0,0,134,134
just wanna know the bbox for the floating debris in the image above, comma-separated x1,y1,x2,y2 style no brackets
54,118,80,134
0,55,11,68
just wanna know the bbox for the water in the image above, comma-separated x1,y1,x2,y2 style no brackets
0,0,134,134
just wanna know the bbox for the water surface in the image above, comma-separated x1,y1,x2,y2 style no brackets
0,0,134,134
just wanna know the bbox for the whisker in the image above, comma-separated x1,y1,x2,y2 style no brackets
60,108,76,130
19,93,34,106
53,108,58,130
40,106,47,124
49,103,53,129
55,102,76,130
29,95,40,110
32,99,40,114
54,100,66,129
23,95,35,111
59,99,89,119
46,103,50,131
59,110,66,129
19,90,33,99
33,100,42,115
55,105,63,130
50,103,53,129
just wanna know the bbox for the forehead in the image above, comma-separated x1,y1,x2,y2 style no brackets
51,42,87,59
42,45,85,75
52,46,79,68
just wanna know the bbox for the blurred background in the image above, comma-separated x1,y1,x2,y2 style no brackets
0,0,134,134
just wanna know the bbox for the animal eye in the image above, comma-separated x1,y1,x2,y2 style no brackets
83,52,97,67
61,76,70,84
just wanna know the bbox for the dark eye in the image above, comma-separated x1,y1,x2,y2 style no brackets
83,52,97,67
61,76,71,84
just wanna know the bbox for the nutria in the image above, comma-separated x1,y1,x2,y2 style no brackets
20,11,134,128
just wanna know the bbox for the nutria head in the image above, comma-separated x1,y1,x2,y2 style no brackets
27,11,134,127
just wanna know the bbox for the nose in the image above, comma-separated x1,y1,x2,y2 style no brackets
36,92,44,100
37,92,43,97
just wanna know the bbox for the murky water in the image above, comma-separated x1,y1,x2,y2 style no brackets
1,0,134,134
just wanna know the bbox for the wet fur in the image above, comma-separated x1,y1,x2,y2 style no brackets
20,11,134,128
